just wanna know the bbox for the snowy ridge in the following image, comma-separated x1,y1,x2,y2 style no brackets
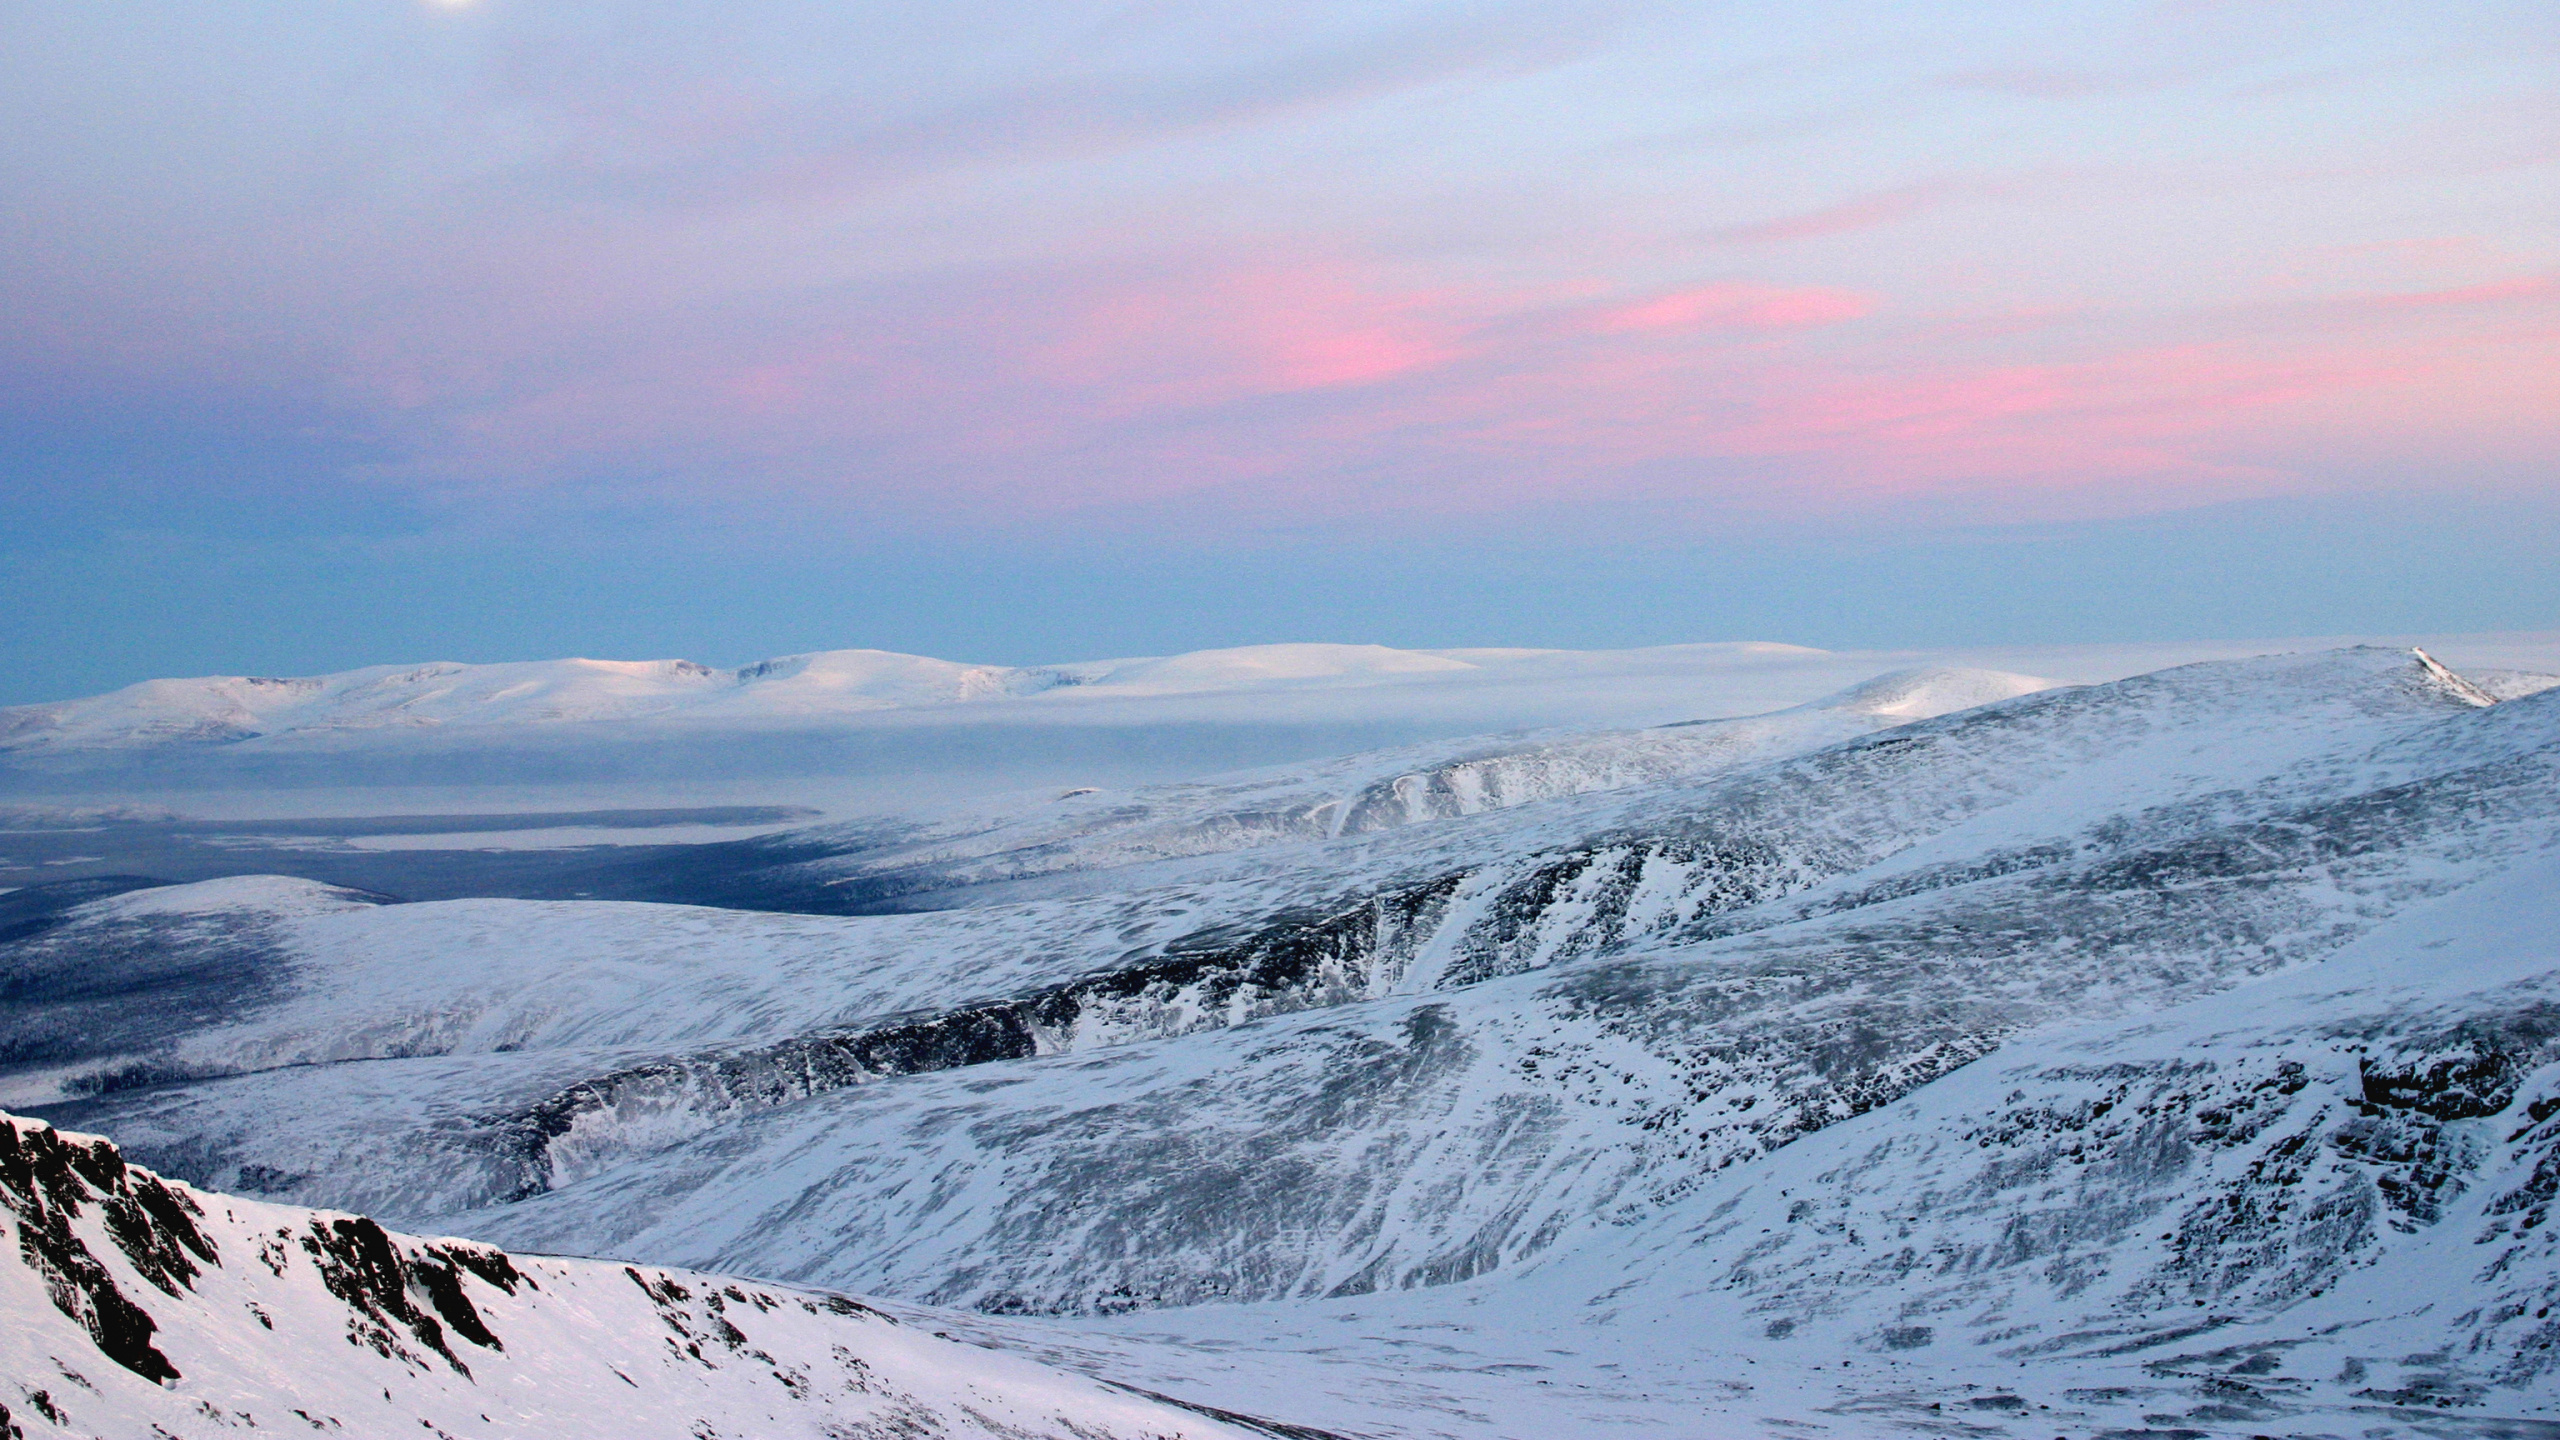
0,1113,1301,1439
0,642,1618,755
728,664,2055,911
0,650,1073,753
2,635,2536,761
962,853,2560,1438
7,634,2553,803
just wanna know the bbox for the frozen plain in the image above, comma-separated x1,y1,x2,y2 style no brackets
6,633,2560,1438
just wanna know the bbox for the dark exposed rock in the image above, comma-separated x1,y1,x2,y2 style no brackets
0,1117,211,1382
299,1214,509,1375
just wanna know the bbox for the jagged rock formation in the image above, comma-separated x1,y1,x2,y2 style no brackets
0,1113,1303,1439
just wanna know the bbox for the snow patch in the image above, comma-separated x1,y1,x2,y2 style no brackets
71,875,384,922
1809,665,2056,719
1074,643,1479,691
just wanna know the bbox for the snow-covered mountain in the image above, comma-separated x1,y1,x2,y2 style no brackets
17,636,2553,759
1000,849,2560,1436
0,1113,1299,1439
0,643,1742,754
0,640,2079,802
595,663,2059,914
7,644,2560,1436
0,649,1059,753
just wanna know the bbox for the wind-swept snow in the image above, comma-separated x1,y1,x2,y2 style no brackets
1813,664,2056,717
1015,851,2560,1437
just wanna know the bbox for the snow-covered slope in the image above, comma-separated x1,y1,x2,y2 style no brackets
7,645,2558,1437
0,1113,1293,1439
1529,846,2560,1409
682,664,2057,912
14,651,2546,1259
984,852,2560,1437
0,668,2049,1127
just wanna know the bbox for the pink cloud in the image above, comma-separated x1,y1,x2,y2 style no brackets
1589,282,1873,333
1174,268,1463,394
312,215,2556,542
369,255,1493,521
1241,302,2497,527
1029,263,1468,417
1267,318,1452,390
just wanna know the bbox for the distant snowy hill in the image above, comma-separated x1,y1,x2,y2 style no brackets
0,1114,1294,1439
632,663,2061,914
0,642,1718,754
5,635,2549,800
0,649,1074,752
0,639,2038,796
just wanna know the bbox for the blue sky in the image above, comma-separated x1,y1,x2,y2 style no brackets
3,0,2553,701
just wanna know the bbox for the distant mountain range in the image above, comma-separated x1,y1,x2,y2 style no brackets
8,633,2552,796
0,643,1534,753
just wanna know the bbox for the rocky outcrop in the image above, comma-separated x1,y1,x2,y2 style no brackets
0,1112,1302,1439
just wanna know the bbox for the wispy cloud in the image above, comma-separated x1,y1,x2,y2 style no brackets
1703,181,1973,246
2363,275,2555,309
473,0,1667,211
4,0,2553,557
1939,66,2179,99
1587,282,1872,332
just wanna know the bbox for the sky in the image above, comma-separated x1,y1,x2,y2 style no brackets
2,0,2554,703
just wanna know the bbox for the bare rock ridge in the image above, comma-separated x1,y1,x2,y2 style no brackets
0,1111,1311,1439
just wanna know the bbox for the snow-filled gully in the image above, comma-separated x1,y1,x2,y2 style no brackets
480,835,1837,1199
